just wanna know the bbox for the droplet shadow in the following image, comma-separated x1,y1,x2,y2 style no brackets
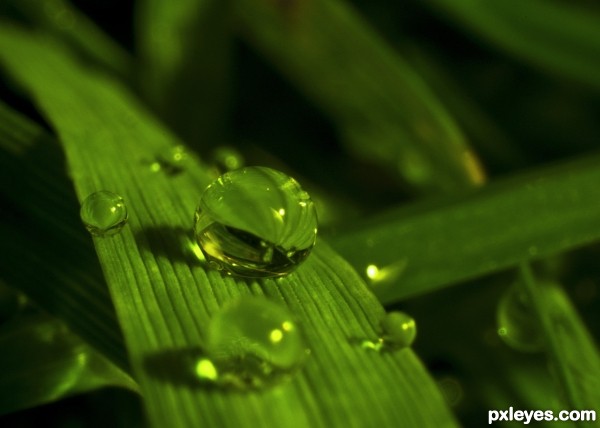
135,226,201,265
143,347,215,389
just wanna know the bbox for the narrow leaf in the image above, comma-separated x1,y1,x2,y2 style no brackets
330,154,600,303
234,0,485,192
0,311,138,416
425,0,600,90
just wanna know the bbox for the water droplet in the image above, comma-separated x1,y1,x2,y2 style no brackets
496,284,544,352
148,145,189,176
364,260,407,285
528,245,539,256
210,146,244,173
0,282,27,323
80,191,128,236
437,376,464,407
361,311,417,352
194,167,318,277
204,296,309,388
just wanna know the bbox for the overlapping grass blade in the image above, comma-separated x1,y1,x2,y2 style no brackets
234,0,485,193
0,26,456,428
135,0,233,144
519,266,600,424
330,155,600,303
0,0,132,80
425,0,600,90
0,310,138,416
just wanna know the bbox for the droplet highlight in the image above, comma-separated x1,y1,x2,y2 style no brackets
204,296,309,388
80,190,128,236
496,284,544,352
194,166,318,277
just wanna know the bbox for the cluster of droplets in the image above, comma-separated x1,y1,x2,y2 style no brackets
193,166,318,278
361,311,417,352
80,190,128,236
196,297,309,389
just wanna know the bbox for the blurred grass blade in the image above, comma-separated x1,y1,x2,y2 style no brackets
426,0,600,90
403,45,527,171
0,103,129,370
0,311,138,416
330,155,600,303
519,266,600,423
0,0,132,80
0,27,457,428
135,0,233,144
234,0,485,193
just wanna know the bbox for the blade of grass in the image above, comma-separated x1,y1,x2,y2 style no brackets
519,265,600,424
135,0,234,144
0,103,129,370
0,310,138,416
425,0,600,91
330,154,600,303
234,0,485,193
0,0,133,80
0,26,457,428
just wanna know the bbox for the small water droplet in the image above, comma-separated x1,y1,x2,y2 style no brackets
437,376,464,407
194,167,318,277
210,146,244,173
204,296,309,389
363,260,408,285
80,191,128,236
361,311,417,352
496,284,544,352
147,145,189,176
528,245,539,256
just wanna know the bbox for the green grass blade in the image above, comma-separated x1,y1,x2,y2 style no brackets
235,0,485,193
0,310,138,416
519,266,600,424
426,0,600,90
330,154,600,303
0,0,132,80
0,26,457,428
135,0,233,144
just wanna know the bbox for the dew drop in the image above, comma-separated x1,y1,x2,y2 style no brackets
496,284,544,352
361,311,417,352
148,145,189,176
194,166,318,277
80,191,128,236
204,296,309,388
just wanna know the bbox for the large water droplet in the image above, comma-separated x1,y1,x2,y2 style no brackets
496,284,544,352
80,190,128,236
204,296,309,388
194,166,318,277
361,311,417,352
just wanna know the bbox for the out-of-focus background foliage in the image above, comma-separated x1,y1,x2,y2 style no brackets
1,0,599,427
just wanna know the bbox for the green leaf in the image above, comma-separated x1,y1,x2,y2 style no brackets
0,26,456,428
0,310,138,416
519,265,600,424
234,0,485,193
425,0,600,91
330,154,600,303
